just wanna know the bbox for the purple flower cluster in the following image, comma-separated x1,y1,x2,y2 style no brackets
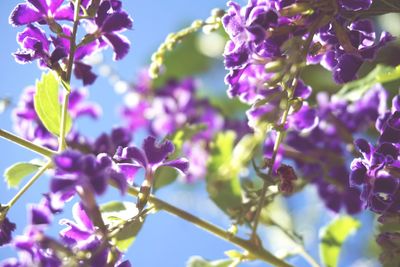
347,94,400,266
313,10,393,83
271,85,388,213
51,150,127,200
121,75,250,182
222,0,393,92
350,95,400,214
1,200,132,266
10,0,133,85
13,86,101,149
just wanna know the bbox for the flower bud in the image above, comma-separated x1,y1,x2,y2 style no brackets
211,8,225,18
264,60,284,73
290,97,303,113
277,164,298,194
280,3,313,17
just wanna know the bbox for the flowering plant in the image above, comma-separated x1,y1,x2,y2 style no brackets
0,0,400,266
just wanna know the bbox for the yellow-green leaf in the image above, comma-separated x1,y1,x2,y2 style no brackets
319,216,360,267
100,201,143,252
187,256,234,267
4,162,40,189
206,131,243,216
335,65,398,101
34,72,72,136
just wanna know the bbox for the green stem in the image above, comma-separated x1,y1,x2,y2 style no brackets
110,181,293,267
250,16,322,242
58,91,71,152
59,0,81,152
250,79,297,242
7,161,52,208
0,129,56,158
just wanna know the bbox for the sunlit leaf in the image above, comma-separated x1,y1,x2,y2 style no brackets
101,201,143,252
34,72,72,136
187,256,235,267
152,33,213,87
335,65,397,101
206,131,243,216
4,162,41,189
319,216,360,267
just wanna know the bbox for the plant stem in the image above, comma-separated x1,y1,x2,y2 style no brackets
7,161,52,208
250,78,298,242
59,0,81,152
109,182,293,267
0,129,56,158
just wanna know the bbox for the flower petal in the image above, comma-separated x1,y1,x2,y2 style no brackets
17,25,49,51
49,0,64,13
72,202,94,231
74,61,97,86
101,11,133,33
9,3,42,26
27,0,48,14
29,205,51,225
53,4,74,20
103,32,130,60
143,136,174,165
161,158,189,175
118,163,141,183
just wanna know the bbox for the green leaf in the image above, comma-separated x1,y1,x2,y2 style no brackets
206,131,243,216
187,256,234,267
4,162,41,189
376,65,400,83
154,166,179,191
101,201,143,252
154,123,206,191
34,72,72,136
319,216,361,267
170,123,206,154
335,65,397,101
152,33,213,87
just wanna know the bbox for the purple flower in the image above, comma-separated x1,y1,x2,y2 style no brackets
277,86,389,213
59,202,111,265
29,203,52,226
316,20,394,83
114,136,189,183
13,24,67,68
11,227,62,266
92,127,132,156
9,0,73,26
51,150,127,198
60,202,97,245
86,1,133,61
0,217,16,246
349,94,400,215
378,111,400,144
121,74,250,182
51,25,101,85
